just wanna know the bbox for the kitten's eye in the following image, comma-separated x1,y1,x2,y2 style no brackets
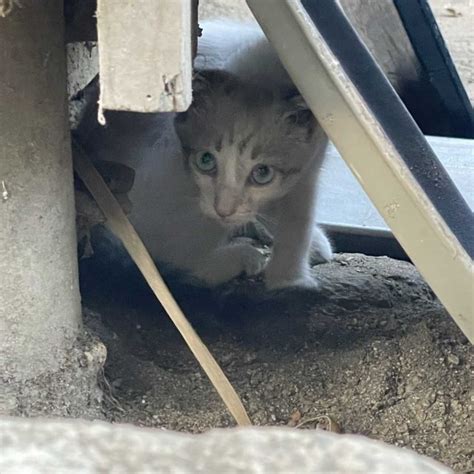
195,151,217,173
251,165,274,185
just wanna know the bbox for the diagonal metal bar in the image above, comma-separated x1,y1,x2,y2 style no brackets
247,0,473,341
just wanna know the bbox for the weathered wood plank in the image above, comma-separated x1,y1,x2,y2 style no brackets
97,0,193,113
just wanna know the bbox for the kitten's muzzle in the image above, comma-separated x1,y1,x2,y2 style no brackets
214,205,251,226
214,196,239,219
211,195,253,225
213,208,254,227
215,206,236,219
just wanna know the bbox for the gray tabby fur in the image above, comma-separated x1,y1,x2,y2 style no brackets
77,21,332,288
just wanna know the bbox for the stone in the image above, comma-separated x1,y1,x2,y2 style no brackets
446,354,460,365
0,417,452,473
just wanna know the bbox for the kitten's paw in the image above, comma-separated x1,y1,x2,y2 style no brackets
310,226,333,265
265,267,319,290
267,276,319,291
240,245,268,277
193,243,268,286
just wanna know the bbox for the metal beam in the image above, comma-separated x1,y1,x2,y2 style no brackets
247,0,473,341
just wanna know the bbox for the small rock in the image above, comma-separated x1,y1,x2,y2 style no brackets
447,354,460,365
434,402,446,415
287,409,302,427
450,400,462,413
443,6,462,17
95,342,107,364
396,423,409,434
220,353,233,366
405,376,421,393
243,352,257,364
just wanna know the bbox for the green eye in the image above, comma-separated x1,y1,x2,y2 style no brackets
251,164,274,185
195,152,217,173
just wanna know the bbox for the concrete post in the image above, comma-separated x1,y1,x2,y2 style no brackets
0,0,82,383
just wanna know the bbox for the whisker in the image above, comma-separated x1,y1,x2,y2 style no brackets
257,213,277,228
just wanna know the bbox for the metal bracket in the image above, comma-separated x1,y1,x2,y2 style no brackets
247,0,473,341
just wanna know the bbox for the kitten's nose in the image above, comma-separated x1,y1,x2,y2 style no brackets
214,197,237,218
215,204,236,218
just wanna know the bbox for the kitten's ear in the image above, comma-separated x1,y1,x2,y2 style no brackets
174,70,211,124
192,70,213,94
177,69,235,121
176,69,238,124
282,89,315,128
175,69,235,146
192,69,236,96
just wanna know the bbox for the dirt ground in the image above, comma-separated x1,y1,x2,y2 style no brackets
73,247,473,472
75,1,471,471
10,1,472,472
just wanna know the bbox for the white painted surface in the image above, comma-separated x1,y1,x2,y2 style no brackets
97,0,193,113
318,136,474,233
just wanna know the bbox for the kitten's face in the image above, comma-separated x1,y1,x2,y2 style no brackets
175,70,320,227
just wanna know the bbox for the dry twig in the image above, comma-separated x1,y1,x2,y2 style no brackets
72,140,251,427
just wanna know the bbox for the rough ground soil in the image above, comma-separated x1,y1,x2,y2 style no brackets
77,251,473,472
6,335,105,421
12,1,469,471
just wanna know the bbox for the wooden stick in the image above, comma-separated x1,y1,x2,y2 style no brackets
72,140,251,427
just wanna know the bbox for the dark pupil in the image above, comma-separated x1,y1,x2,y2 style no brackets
257,166,269,176
202,153,212,164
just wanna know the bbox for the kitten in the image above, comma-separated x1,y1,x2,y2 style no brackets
77,23,332,289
